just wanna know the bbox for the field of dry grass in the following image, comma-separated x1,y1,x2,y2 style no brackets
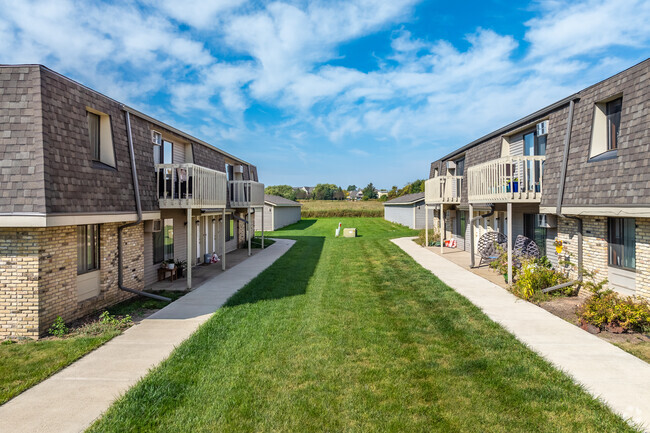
299,200,383,217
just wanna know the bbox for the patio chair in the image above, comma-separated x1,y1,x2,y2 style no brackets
476,231,508,268
513,235,540,267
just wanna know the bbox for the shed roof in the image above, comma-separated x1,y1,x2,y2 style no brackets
265,194,302,207
383,192,424,206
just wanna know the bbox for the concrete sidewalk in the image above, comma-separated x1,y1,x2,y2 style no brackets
0,239,295,433
393,237,650,432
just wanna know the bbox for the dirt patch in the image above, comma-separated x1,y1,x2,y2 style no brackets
538,296,650,363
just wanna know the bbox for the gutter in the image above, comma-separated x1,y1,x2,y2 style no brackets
469,205,495,268
543,98,583,293
117,107,170,302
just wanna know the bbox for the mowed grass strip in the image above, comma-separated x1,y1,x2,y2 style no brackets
89,218,638,432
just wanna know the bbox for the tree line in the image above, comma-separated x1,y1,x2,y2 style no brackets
265,179,425,201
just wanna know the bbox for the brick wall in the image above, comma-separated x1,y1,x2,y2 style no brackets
634,219,650,299
0,229,40,338
0,222,144,339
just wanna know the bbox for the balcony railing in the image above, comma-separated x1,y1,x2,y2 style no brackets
467,155,545,203
425,176,462,204
228,180,265,208
156,163,227,209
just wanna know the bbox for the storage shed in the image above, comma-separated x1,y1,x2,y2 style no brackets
255,194,302,231
383,192,434,229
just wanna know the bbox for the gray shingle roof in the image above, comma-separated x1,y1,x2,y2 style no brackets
265,194,302,207
383,192,424,205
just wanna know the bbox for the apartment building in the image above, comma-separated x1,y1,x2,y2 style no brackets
0,65,265,338
424,58,650,298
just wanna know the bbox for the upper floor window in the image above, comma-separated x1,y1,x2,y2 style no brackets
589,95,622,160
606,98,622,150
454,157,465,176
608,217,635,270
77,224,100,274
86,109,116,168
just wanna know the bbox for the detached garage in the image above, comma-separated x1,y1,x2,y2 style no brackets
383,192,434,229
255,195,302,231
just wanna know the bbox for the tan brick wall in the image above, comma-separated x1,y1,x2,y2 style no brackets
0,222,145,339
634,218,650,299
556,216,650,300
0,229,41,338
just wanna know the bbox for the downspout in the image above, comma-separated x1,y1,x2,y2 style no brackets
469,204,495,268
543,98,583,293
118,107,170,302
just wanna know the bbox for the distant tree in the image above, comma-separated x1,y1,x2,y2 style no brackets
378,195,388,202
362,183,377,200
312,183,338,200
333,187,346,200
346,185,357,191
387,185,399,199
265,185,296,201
295,189,308,200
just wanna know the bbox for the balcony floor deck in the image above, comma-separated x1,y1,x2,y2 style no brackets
146,247,263,292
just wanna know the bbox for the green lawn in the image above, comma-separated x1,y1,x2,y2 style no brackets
89,218,637,432
0,291,182,405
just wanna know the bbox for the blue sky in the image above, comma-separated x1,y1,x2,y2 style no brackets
1,0,649,189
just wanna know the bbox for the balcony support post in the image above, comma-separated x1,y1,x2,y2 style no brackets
507,202,513,285
261,206,265,249
440,205,444,255
187,208,192,290
469,203,474,265
425,205,429,248
222,209,226,271
248,206,252,256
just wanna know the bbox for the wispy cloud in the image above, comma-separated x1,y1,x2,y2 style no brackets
0,0,648,186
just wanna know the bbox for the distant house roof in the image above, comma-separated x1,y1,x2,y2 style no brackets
265,194,302,207
383,192,425,206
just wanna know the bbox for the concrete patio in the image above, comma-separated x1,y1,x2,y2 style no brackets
394,237,650,433
426,244,509,289
147,247,263,292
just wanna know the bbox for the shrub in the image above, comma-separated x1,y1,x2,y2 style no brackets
48,316,68,337
415,229,440,247
510,258,570,301
76,312,133,337
578,289,650,333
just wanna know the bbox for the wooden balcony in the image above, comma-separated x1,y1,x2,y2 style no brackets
228,180,265,208
467,155,545,203
156,163,227,209
425,176,462,204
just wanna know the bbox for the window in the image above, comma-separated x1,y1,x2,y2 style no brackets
608,218,635,270
606,98,622,150
86,109,116,168
589,96,622,159
454,157,465,176
152,130,162,145
153,218,174,263
162,140,173,164
88,112,100,160
225,216,234,241
77,224,100,274
524,214,546,256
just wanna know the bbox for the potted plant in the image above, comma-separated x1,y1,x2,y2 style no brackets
174,259,187,278
554,238,563,255
505,178,519,193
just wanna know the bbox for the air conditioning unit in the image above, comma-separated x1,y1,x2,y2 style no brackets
536,120,549,136
151,130,162,145
446,161,456,170
233,165,245,174
144,219,162,233
537,214,556,228
446,210,456,219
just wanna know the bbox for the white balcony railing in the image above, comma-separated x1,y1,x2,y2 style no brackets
156,163,227,209
425,176,462,204
228,180,265,208
467,155,545,203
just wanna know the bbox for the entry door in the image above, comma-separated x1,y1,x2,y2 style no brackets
524,214,546,256
523,132,546,192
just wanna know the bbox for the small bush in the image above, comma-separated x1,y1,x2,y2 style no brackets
48,316,68,337
510,259,570,301
578,289,650,333
415,229,440,247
